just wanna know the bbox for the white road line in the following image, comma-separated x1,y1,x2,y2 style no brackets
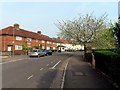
51,60,61,69
61,61,69,89
27,75,33,80
40,68,43,71
46,64,49,66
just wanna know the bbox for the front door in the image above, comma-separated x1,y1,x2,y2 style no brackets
8,46,12,51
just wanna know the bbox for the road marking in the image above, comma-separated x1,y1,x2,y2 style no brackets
40,68,43,71
51,60,61,69
27,75,33,80
46,64,49,66
61,61,69,89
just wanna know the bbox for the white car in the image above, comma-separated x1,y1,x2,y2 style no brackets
29,49,45,57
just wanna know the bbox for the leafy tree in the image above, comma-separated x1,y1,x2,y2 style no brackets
55,13,111,50
55,13,115,60
22,42,34,55
90,29,116,49
35,44,42,49
111,22,120,48
22,42,28,54
56,13,108,48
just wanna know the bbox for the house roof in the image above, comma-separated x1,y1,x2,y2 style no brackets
0,26,53,42
0,25,79,44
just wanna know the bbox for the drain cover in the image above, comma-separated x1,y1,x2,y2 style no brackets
73,72,86,76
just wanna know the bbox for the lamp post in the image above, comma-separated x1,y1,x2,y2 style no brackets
12,28,15,57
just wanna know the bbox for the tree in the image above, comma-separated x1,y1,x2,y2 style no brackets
22,42,28,55
55,13,114,60
35,44,42,49
111,22,120,48
90,29,116,49
56,13,108,48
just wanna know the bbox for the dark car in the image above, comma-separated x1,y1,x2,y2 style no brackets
43,50,52,56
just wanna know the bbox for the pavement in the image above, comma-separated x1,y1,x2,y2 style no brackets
63,52,116,88
0,55,29,63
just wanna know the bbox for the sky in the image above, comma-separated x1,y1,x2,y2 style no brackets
0,1,119,38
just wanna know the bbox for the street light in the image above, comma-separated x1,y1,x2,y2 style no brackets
12,28,15,57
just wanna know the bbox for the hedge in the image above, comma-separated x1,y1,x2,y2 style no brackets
93,50,120,86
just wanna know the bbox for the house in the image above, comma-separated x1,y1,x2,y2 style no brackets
0,24,83,55
0,24,57,55
54,37,84,52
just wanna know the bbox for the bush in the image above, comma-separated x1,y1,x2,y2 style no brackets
93,50,120,86
113,49,120,54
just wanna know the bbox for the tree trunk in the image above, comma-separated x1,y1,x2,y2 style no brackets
84,44,87,61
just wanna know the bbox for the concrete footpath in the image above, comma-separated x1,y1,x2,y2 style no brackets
63,52,116,88
0,55,29,63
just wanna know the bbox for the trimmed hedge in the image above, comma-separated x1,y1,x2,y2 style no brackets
93,50,120,86
113,49,120,54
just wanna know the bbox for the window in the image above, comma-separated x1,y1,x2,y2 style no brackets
27,38,32,42
15,44,22,50
47,41,49,44
16,36,22,40
42,40,45,43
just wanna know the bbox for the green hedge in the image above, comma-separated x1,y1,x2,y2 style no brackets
93,50,120,86
113,49,120,54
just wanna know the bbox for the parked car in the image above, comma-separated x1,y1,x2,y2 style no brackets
29,49,45,57
43,49,52,56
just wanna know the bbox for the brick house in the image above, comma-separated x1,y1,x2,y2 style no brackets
0,24,57,55
0,24,83,55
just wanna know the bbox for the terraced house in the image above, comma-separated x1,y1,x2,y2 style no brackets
0,24,83,55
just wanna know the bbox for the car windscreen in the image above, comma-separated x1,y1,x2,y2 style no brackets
32,50,37,52
44,50,52,52
38,50,43,52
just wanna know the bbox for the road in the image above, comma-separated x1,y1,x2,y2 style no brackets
2,51,115,88
2,52,72,88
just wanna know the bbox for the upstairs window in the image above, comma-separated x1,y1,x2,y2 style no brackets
47,41,49,44
26,38,32,42
42,40,45,43
16,36,22,40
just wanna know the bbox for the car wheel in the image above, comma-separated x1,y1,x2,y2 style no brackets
38,55,40,58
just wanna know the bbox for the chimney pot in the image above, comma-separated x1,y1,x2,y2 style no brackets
37,31,41,34
14,24,20,30
58,37,60,39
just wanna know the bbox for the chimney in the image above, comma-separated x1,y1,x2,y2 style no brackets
57,37,60,39
14,24,20,30
37,31,41,35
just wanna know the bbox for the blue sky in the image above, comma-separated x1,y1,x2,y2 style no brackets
0,2,119,37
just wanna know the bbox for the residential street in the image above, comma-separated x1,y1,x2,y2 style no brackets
2,52,115,88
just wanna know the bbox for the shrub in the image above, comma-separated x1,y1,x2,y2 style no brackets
93,50,120,86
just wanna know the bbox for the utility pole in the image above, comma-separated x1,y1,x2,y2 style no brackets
12,28,15,57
